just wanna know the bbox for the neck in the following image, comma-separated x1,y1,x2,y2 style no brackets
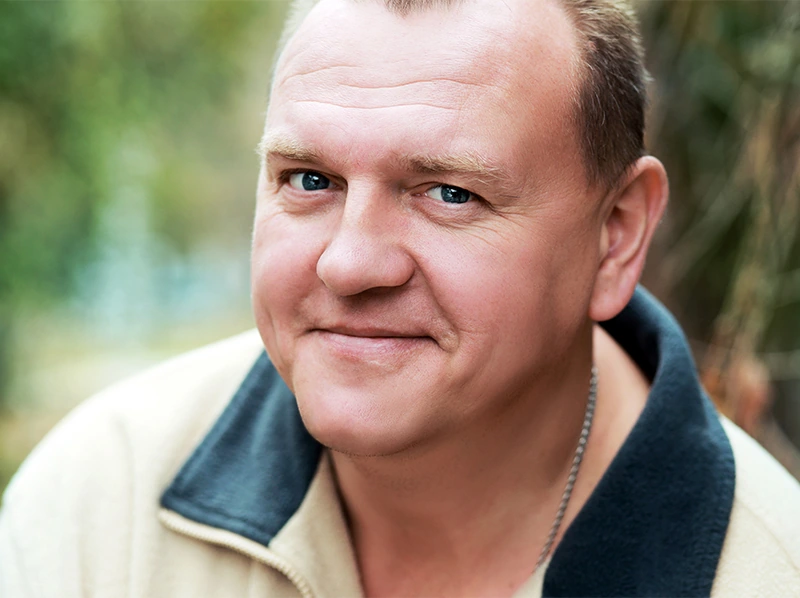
330,325,649,597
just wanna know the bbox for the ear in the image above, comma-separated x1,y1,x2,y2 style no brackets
589,156,668,322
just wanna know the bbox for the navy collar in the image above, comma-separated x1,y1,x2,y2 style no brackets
161,287,735,597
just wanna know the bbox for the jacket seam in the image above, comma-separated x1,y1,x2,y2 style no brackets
163,492,280,544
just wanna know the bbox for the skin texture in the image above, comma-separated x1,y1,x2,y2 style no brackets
252,0,668,594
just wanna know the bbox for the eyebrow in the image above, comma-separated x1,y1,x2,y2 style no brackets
257,133,522,200
257,133,320,164
398,153,519,197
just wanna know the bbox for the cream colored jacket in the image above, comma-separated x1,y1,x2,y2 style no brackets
2,292,800,597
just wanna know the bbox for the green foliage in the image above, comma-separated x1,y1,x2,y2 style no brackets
0,1,287,396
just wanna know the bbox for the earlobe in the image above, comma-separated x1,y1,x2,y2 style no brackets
589,156,669,322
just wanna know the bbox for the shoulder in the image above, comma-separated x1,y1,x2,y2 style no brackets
4,329,265,504
0,330,265,594
712,418,800,596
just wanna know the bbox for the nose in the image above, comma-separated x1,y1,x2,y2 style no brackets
316,188,415,296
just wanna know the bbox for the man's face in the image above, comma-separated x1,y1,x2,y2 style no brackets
253,0,605,455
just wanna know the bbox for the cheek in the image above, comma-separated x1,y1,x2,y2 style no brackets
251,196,330,287
252,215,314,297
419,222,595,360
250,208,327,370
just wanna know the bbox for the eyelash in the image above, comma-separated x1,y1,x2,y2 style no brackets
276,169,486,207
276,169,332,186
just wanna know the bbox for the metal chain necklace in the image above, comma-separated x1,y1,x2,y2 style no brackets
534,364,598,573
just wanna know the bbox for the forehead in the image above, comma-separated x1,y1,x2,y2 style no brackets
267,0,581,183
277,1,517,85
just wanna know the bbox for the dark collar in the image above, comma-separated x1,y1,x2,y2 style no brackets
542,287,735,597
161,287,735,597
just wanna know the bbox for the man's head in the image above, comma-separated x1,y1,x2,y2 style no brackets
251,0,667,456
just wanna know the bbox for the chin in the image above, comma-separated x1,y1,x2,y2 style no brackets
293,382,429,458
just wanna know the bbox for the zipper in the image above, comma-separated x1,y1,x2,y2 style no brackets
159,508,315,598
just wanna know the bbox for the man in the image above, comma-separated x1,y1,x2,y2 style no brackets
2,0,798,596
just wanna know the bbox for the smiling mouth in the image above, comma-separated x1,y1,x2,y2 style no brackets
311,328,433,359
320,326,428,339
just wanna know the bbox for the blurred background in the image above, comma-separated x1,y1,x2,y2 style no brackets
0,0,798,494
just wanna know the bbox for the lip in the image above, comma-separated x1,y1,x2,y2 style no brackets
321,325,428,339
309,328,433,361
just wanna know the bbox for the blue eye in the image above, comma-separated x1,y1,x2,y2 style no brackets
288,171,331,191
428,184,472,204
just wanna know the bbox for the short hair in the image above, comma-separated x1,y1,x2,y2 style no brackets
275,0,648,191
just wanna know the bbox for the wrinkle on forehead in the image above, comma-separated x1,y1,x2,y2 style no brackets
276,71,492,112
272,0,581,115
281,67,490,92
274,57,509,114
273,0,520,94
291,100,459,111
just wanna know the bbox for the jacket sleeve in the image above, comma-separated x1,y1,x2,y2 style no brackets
0,396,134,598
0,332,264,598
0,458,85,597
0,504,34,597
